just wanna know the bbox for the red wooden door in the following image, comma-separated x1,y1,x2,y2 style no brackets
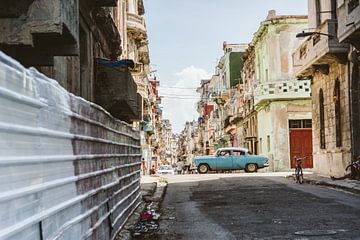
290,129,313,168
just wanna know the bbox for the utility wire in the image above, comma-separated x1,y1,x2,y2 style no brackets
158,86,198,90
159,96,201,99
160,93,200,97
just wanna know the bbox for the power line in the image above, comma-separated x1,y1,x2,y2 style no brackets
158,86,198,90
160,93,200,97
159,96,201,99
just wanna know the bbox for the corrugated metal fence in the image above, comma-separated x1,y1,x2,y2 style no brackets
0,52,141,240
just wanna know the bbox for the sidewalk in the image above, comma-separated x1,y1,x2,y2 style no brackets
116,175,166,240
301,173,360,194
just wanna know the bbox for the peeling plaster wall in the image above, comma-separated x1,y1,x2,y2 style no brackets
253,16,312,172
0,52,141,240
258,100,312,171
311,62,352,177
255,20,308,84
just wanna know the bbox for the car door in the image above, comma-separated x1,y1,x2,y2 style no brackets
216,150,233,170
232,150,247,170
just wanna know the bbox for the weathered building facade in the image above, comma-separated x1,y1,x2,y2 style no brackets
239,45,258,154
184,12,313,173
218,43,247,148
293,0,360,177
250,11,312,172
337,0,360,176
0,0,141,123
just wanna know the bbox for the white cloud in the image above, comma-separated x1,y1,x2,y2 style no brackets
158,66,211,133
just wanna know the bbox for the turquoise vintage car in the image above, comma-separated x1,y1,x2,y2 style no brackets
194,147,269,174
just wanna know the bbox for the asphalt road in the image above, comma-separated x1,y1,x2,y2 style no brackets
155,173,360,240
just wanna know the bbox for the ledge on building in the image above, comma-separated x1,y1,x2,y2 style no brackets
94,58,141,123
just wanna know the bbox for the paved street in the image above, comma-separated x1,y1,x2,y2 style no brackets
155,173,360,239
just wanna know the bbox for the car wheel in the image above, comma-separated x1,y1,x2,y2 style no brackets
245,163,258,173
198,164,209,174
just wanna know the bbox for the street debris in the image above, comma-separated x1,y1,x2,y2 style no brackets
133,202,161,238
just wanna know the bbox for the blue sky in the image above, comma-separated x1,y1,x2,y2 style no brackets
143,0,308,133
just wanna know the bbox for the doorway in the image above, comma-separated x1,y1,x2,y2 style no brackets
289,120,313,168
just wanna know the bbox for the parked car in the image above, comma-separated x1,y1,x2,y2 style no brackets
193,147,269,174
156,165,175,175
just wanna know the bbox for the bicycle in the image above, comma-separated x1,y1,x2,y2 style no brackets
294,156,306,184
331,155,360,180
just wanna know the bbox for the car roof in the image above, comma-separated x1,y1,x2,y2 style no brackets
216,147,249,152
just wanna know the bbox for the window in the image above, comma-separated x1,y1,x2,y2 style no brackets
315,0,321,27
265,69,269,82
304,119,312,128
219,150,231,156
233,150,246,156
289,119,312,129
80,26,89,100
334,80,342,147
289,120,302,129
331,0,337,19
319,89,326,149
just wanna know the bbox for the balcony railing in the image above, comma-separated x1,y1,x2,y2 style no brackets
142,122,154,132
254,80,311,107
293,19,349,77
337,0,360,43
127,13,146,35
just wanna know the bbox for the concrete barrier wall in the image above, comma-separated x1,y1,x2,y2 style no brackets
0,52,141,240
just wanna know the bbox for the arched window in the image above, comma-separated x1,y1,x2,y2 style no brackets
319,89,325,149
334,80,342,147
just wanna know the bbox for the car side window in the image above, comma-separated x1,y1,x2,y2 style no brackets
233,150,245,156
219,150,231,156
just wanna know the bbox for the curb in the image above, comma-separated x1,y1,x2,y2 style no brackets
304,178,360,195
286,174,360,195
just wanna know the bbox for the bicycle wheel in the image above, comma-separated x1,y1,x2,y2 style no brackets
297,168,304,184
294,168,299,182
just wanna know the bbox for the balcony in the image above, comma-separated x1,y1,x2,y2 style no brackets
138,45,150,65
293,19,349,77
142,121,154,133
91,0,117,6
94,59,141,123
254,80,311,108
221,89,230,101
230,111,244,125
0,0,79,65
127,13,147,39
130,62,143,74
137,82,148,99
337,0,360,48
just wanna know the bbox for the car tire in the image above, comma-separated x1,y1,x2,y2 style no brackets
245,163,258,173
198,164,209,174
